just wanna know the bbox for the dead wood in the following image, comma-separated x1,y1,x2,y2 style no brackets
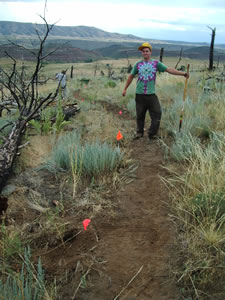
0,120,26,190
0,13,60,194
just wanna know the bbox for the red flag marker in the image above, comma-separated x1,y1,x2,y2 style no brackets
83,219,91,230
119,110,122,115
116,130,123,141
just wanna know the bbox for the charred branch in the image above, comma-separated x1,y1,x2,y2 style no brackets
0,4,61,193
0,120,26,189
175,48,183,69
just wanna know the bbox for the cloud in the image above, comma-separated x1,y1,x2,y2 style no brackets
205,0,225,7
0,0,224,43
0,0,41,2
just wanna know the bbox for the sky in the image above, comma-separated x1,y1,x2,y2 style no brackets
0,0,224,44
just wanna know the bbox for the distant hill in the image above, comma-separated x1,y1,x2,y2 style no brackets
96,44,225,61
0,44,101,62
2,20,224,48
0,21,225,62
0,21,143,41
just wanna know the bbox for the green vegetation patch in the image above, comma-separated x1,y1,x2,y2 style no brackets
191,191,225,221
0,248,48,300
105,80,117,88
44,131,124,179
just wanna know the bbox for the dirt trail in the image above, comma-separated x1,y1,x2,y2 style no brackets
80,138,179,300
36,101,180,299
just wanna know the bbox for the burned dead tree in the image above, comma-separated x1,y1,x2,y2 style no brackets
106,64,114,78
217,56,220,68
70,65,74,78
94,62,98,77
208,26,216,71
0,16,60,191
159,48,164,62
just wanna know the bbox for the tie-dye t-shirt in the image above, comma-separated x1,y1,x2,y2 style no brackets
131,60,167,94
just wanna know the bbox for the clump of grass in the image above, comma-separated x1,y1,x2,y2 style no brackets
105,80,117,88
207,91,225,132
190,191,225,221
0,247,53,300
159,69,225,298
162,132,201,161
126,98,136,117
161,95,211,139
162,130,225,298
0,223,23,262
43,131,124,181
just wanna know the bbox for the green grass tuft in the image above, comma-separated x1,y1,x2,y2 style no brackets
44,131,124,179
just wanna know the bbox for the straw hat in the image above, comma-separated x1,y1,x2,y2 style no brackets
138,42,152,51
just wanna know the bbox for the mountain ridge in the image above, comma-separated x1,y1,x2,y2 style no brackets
1,20,224,48
0,21,144,42
0,21,225,62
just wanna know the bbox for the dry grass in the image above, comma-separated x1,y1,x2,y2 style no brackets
208,93,225,132
157,65,225,298
161,136,225,298
16,135,53,170
69,106,134,145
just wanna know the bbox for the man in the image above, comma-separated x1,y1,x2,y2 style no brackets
122,42,189,140
56,70,67,99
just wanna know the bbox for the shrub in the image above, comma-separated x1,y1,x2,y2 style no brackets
105,81,116,88
29,101,69,135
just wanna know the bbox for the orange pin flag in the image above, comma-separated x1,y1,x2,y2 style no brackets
83,219,91,230
116,130,123,141
119,110,122,115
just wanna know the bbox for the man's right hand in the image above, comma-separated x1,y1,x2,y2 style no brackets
122,90,126,96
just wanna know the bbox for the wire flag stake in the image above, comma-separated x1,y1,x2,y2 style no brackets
179,64,190,132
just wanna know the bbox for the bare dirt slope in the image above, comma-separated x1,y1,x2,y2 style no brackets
40,135,180,300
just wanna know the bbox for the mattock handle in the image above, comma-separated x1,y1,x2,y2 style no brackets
183,64,190,102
